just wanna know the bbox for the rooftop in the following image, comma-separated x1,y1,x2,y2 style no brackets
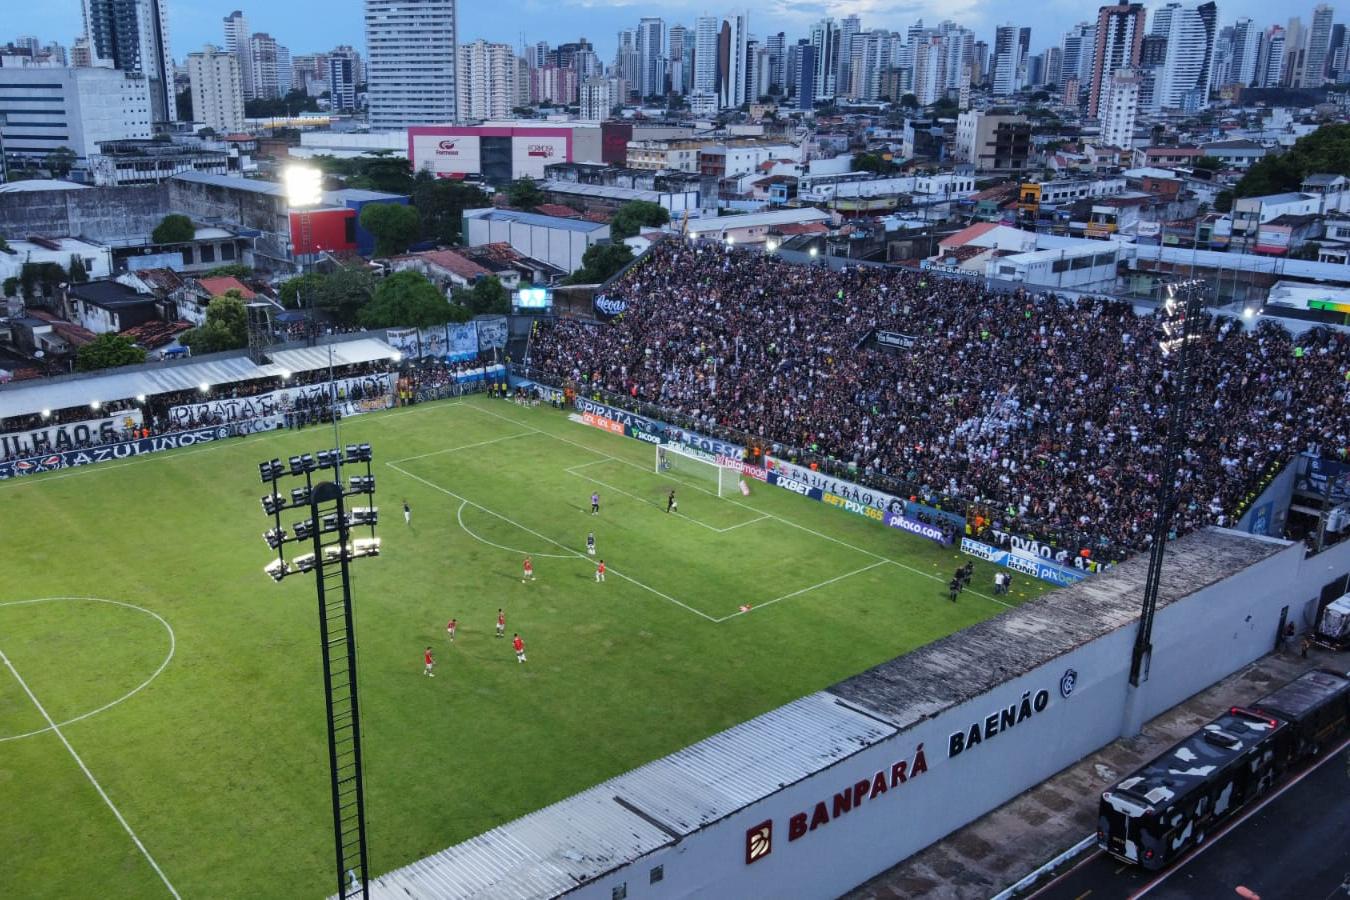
468,208,609,233
68,280,157,310
197,276,257,299
687,208,829,233
0,179,90,193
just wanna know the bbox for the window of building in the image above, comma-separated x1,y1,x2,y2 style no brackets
220,243,236,261
181,248,194,265
200,244,216,263
611,884,627,900
649,865,664,884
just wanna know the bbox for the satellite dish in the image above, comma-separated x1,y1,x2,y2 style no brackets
34,350,45,358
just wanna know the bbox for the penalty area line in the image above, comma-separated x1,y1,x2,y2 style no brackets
387,461,720,623
716,560,889,621
0,646,180,899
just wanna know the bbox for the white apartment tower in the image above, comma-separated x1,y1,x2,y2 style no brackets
457,40,518,121
1302,4,1334,87
1100,68,1139,148
1152,2,1218,111
222,10,252,98
636,17,665,98
188,44,245,133
81,0,177,121
365,0,458,128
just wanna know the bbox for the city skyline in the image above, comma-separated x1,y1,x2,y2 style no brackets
7,0,1346,63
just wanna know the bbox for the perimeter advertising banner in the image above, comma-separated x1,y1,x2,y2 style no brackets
166,373,395,428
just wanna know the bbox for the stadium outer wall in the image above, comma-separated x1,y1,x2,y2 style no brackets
362,520,1350,899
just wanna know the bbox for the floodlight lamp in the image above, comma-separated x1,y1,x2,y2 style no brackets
324,544,346,562
136,393,147,403
199,383,210,394
259,459,283,482
293,552,316,573
726,235,735,244
766,240,777,252
321,512,340,533
264,558,290,582
293,519,314,540
316,449,339,470
809,247,818,257
264,527,288,549
279,369,291,380
284,165,324,209
345,443,372,463
90,400,101,410
391,351,403,363
350,507,378,526
689,232,699,240
261,493,286,515
291,485,311,505
352,537,381,558
348,475,374,494
1243,307,1255,319
300,453,317,473
41,409,51,419
289,455,305,475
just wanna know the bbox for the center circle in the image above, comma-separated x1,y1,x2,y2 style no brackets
0,597,175,742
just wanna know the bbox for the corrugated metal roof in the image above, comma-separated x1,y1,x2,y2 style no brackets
362,694,892,899
473,209,609,233
266,338,400,372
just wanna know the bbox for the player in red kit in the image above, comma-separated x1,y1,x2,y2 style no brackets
512,633,527,663
595,559,606,583
496,608,506,638
446,618,457,642
423,646,435,677
521,556,535,583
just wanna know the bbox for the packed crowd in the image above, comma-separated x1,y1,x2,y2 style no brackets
527,241,1350,562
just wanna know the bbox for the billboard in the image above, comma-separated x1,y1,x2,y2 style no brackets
411,133,483,177
511,135,569,179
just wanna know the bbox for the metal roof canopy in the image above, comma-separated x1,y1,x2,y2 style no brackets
0,336,400,420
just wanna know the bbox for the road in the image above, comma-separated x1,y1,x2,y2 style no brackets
1028,738,1350,900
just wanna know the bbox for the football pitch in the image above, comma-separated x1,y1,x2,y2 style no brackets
0,394,1051,898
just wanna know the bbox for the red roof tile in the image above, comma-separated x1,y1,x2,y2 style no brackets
939,221,999,248
198,276,256,299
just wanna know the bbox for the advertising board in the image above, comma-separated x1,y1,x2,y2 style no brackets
510,135,569,179
411,133,483,177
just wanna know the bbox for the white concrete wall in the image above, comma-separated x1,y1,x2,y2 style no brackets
563,534,1341,900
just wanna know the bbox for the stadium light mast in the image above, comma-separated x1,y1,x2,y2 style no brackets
1129,279,1205,691
258,443,379,899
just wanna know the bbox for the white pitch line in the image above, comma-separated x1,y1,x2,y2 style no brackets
0,647,180,899
719,514,770,532
388,461,720,623
455,501,572,559
463,402,1014,610
387,430,536,464
716,560,889,621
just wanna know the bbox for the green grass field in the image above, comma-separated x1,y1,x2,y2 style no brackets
0,394,1050,898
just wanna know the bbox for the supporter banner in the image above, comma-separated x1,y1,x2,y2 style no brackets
1296,456,1350,503
476,316,508,350
671,426,742,459
594,294,628,321
959,537,1088,586
235,415,285,435
0,411,144,459
876,330,917,351
884,511,952,545
716,453,769,482
448,322,479,361
766,457,906,515
510,377,564,403
386,327,420,359
0,425,234,481
418,325,449,359
167,373,395,428
451,364,506,385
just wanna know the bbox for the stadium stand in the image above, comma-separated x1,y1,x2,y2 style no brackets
527,241,1350,563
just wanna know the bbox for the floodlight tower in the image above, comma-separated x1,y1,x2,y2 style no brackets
1129,279,1205,691
259,443,379,898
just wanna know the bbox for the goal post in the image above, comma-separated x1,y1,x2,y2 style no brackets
656,444,741,497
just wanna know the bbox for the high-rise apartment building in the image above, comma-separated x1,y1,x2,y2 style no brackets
1153,2,1218,111
1302,4,1334,87
0,66,153,163
329,55,357,111
1227,18,1261,86
82,0,177,121
1100,68,1139,148
248,33,282,100
717,14,748,110
364,0,458,128
837,14,861,97
764,32,786,94
636,17,665,98
992,25,1025,95
188,44,244,132
579,76,618,121
693,17,719,98
1060,22,1096,90
456,40,518,121
810,18,840,99
222,10,252,98
1087,4,1146,119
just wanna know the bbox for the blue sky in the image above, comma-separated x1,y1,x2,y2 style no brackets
7,0,1335,63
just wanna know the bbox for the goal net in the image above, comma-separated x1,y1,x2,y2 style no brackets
656,444,742,497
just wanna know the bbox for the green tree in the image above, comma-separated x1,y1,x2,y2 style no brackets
609,201,670,240
279,266,374,325
360,271,450,328
181,292,249,354
1194,155,1223,171
44,146,77,178
900,93,919,110
851,152,890,175
76,333,146,371
68,254,89,283
152,214,195,245
360,203,421,256
1214,190,1234,213
176,87,194,122
466,276,510,314
508,177,545,211
411,173,491,244
2,277,17,297
1236,124,1350,197
563,242,634,285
